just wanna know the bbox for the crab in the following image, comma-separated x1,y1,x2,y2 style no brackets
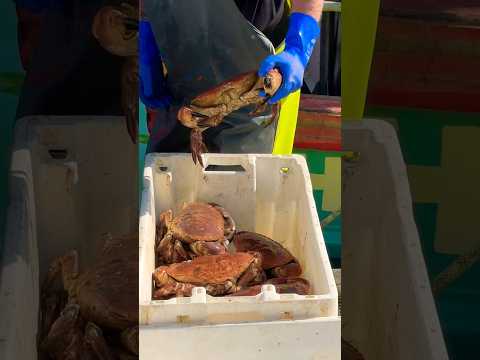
229,277,312,297
40,233,139,358
152,252,266,300
177,68,283,167
40,304,116,360
91,1,139,145
229,231,302,278
92,2,138,57
156,202,236,265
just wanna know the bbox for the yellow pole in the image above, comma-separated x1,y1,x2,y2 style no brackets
341,0,380,120
272,0,300,155
272,90,301,155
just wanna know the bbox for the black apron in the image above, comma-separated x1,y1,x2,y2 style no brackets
145,0,279,154
234,0,289,49
307,11,341,96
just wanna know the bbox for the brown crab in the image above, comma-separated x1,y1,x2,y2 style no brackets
156,202,236,265
92,2,138,57
229,277,312,297
40,304,117,360
229,231,302,278
152,252,266,300
92,1,139,144
40,233,139,357
177,68,283,167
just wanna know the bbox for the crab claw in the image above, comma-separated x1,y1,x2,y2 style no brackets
190,241,227,257
229,277,311,296
263,68,283,96
178,106,209,129
84,322,116,359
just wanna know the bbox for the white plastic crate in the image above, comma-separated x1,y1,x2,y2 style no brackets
139,153,340,359
0,116,138,360
341,119,449,360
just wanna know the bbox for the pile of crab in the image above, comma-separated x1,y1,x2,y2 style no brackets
153,202,311,299
38,233,138,360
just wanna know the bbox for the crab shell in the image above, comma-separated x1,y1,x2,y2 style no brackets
177,68,282,129
75,234,139,330
152,252,266,299
229,231,302,277
156,202,236,264
230,277,312,297
40,234,139,331
170,202,225,243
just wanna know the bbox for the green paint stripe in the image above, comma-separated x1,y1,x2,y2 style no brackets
366,106,480,166
139,134,149,144
0,72,25,96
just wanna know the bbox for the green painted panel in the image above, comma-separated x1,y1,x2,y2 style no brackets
0,1,24,255
294,149,342,266
366,106,480,166
366,104,480,360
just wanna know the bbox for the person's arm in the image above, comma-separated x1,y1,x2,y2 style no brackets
139,20,173,110
292,0,324,21
258,0,323,104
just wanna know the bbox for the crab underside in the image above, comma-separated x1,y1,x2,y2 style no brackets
177,69,283,167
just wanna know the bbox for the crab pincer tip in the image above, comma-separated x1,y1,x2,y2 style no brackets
191,151,197,165
197,153,205,168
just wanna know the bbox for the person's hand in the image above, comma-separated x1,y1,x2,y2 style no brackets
258,13,320,104
139,20,172,109
258,50,305,104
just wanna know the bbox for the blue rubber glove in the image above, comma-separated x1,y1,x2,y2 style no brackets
258,13,320,104
139,20,172,109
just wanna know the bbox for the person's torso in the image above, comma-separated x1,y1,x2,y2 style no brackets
234,0,289,49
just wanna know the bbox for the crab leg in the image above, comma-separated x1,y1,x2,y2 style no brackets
38,290,67,348
270,261,303,278
229,277,311,296
120,326,139,356
42,251,79,297
236,256,266,289
187,109,209,120
190,128,208,167
157,210,189,264
152,267,196,300
205,281,236,296
40,304,84,357
84,322,116,360
157,232,188,264
209,203,236,241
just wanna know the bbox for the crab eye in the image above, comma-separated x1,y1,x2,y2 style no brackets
264,76,272,89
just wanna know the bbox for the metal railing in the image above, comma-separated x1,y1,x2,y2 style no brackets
324,1,341,13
